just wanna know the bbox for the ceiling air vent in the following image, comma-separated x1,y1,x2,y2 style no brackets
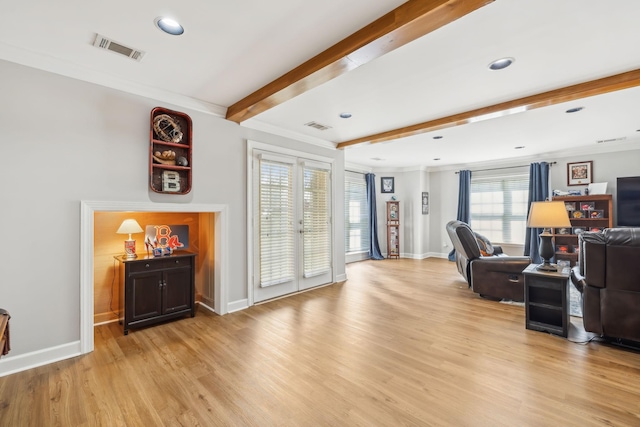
304,121,332,131
596,137,626,144
93,34,145,62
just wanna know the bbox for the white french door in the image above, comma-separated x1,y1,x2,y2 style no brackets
252,151,333,303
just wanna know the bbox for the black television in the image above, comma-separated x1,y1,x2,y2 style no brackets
617,176,640,226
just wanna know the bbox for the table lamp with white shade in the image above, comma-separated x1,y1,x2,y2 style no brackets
116,219,144,259
527,201,572,272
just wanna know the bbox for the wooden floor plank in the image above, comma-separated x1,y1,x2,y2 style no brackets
1,258,640,426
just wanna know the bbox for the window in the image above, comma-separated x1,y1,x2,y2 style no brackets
344,171,369,253
470,171,529,244
302,164,331,278
259,158,295,287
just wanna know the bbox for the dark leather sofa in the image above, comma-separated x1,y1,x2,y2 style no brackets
571,227,640,343
446,220,531,301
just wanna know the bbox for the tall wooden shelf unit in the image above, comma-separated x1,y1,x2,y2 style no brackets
386,201,400,259
552,194,613,266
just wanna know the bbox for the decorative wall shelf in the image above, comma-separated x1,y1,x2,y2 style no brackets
150,107,193,194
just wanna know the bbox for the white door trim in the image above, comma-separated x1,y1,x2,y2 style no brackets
246,140,336,307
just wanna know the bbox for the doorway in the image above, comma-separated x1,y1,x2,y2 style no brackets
251,150,333,303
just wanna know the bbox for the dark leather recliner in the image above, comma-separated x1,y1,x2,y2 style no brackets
446,220,531,301
571,228,640,343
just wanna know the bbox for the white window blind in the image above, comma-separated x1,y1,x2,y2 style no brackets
303,164,331,278
259,158,295,287
344,171,369,253
470,171,529,244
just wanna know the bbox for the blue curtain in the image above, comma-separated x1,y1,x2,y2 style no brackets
365,173,384,260
524,162,550,263
448,170,472,261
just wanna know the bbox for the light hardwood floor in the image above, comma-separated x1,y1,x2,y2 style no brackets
2,258,640,426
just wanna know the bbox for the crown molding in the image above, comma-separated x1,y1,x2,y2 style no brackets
0,41,227,117
427,138,640,173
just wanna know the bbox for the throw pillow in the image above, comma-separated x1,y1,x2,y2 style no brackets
474,232,494,257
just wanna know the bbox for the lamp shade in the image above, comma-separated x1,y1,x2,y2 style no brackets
116,219,144,235
527,201,571,228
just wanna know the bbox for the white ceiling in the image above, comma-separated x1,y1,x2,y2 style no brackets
2,0,639,169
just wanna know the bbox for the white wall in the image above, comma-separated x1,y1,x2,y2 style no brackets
428,167,459,257
0,59,344,374
371,169,431,259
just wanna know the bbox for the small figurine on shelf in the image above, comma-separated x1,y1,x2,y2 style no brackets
145,237,153,257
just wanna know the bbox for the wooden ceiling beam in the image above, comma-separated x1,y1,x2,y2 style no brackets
225,0,494,123
336,68,640,149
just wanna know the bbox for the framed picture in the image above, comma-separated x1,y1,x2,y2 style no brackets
589,209,603,218
381,177,394,193
572,210,586,219
567,161,593,186
564,202,576,212
556,227,571,235
422,192,429,215
580,202,595,211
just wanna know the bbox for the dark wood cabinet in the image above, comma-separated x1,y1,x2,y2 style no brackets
551,194,612,266
116,252,196,335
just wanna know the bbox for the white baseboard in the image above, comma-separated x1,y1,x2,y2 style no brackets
0,341,82,378
335,273,347,282
400,252,432,260
429,252,450,259
227,299,249,313
198,301,216,314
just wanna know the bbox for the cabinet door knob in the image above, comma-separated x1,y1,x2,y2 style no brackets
175,260,180,264
145,264,150,268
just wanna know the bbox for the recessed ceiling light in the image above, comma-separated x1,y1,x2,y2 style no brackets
514,146,525,149
339,112,352,119
488,57,514,70
433,135,443,139
155,17,184,35
566,107,584,113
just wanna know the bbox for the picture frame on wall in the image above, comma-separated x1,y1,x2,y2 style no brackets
422,192,429,215
567,161,593,186
381,177,394,193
